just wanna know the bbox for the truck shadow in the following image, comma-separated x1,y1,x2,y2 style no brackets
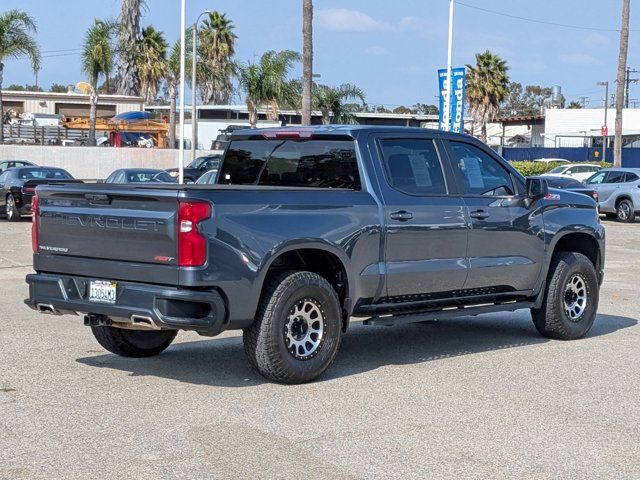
76,312,637,387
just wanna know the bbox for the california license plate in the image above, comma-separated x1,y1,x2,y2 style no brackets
89,280,117,304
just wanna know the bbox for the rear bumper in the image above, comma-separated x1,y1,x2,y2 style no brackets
25,273,227,336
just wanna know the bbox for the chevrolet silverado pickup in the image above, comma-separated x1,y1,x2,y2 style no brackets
25,126,605,384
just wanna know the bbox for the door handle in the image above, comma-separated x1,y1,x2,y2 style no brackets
469,209,490,220
390,210,413,221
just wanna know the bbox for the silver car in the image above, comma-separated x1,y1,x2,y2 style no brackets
584,168,640,222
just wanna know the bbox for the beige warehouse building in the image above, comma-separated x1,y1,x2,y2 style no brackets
1,90,144,118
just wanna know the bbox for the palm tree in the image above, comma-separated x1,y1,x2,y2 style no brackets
466,50,509,142
301,0,314,126
138,26,168,105
165,40,181,149
82,20,115,146
313,84,365,125
614,0,630,167
0,10,41,143
239,50,301,128
198,11,237,104
117,0,143,96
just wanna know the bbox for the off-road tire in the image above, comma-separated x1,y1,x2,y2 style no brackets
91,326,177,357
616,199,635,223
531,252,599,340
243,271,342,384
6,195,20,222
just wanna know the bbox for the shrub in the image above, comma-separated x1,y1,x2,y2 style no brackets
509,161,610,177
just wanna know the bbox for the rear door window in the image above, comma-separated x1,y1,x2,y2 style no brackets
219,138,361,190
379,138,447,195
605,171,626,183
625,172,639,182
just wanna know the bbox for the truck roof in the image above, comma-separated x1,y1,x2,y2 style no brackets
231,125,477,141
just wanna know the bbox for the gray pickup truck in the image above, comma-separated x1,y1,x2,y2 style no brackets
26,126,605,384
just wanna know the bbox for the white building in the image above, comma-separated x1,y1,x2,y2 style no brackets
543,108,640,148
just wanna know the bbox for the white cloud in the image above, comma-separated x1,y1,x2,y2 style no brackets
365,46,388,56
584,32,612,47
316,9,389,33
559,53,602,66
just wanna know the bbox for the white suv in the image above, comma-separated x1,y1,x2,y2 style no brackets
543,163,602,182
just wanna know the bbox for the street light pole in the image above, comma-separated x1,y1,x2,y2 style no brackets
178,0,187,184
597,81,609,163
191,10,211,163
444,0,454,132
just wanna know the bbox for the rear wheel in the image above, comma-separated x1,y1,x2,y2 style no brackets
91,326,177,357
5,195,20,222
243,271,342,384
616,199,635,222
531,252,599,340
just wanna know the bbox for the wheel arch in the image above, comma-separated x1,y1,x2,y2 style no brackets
257,242,353,331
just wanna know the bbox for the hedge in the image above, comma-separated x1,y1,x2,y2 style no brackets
509,161,610,177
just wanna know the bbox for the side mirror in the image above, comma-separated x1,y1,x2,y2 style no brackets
526,177,549,200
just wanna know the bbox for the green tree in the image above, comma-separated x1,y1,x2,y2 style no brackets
6,84,24,91
50,83,68,93
567,100,583,109
198,12,237,105
138,26,168,104
82,19,115,145
413,103,439,115
117,0,143,96
313,83,365,125
0,9,41,143
239,50,300,128
165,40,182,148
466,50,510,142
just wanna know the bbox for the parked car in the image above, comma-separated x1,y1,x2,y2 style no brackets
165,154,221,183
194,169,218,185
542,163,601,182
211,125,249,150
0,160,36,174
103,169,177,184
584,168,640,222
539,176,599,202
26,126,605,384
0,167,81,221
533,158,570,164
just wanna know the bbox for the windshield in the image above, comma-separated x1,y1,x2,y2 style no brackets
18,168,72,180
187,156,219,169
548,166,567,174
218,138,361,189
126,171,176,183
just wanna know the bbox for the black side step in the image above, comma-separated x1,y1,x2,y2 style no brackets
363,301,535,327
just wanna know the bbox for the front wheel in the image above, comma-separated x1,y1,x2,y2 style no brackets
91,326,177,357
616,199,635,223
531,252,599,340
6,195,20,222
243,271,343,384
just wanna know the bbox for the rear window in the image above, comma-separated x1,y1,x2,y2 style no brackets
218,139,361,190
18,168,72,180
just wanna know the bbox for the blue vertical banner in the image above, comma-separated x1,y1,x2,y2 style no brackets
438,67,466,133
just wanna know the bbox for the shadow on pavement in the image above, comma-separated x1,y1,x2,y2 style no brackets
76,312,637,388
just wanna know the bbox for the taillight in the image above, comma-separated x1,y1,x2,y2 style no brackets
261,129,314,139
592,192,599,201
177,200,211,267
31,195,39,253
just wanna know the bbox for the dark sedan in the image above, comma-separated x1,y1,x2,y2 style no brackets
165,154,221,183
103,169,177,184
0,167,81,221
539,176,599,202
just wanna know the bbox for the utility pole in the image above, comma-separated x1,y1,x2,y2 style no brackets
301,0,313,126
443,0,454,132
598,81,609,163
624,67,639,108
578,96,589,107
178,0,186,183
614,0,631,168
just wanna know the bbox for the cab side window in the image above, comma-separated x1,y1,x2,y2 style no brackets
449,141,514,196
379,138,447,195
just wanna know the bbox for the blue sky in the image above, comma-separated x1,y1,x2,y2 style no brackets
3,0,637,108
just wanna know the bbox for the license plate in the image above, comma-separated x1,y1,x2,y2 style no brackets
89,280,117,304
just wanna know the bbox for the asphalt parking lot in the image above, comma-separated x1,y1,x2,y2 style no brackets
1,219,638,480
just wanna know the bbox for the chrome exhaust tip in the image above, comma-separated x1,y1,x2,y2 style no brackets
36,303,61,315
130,315,161,330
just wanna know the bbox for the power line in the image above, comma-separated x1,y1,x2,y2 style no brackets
41,48,81,54
455,1,632,33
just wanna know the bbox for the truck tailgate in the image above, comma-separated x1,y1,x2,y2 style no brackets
36,184,179,265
